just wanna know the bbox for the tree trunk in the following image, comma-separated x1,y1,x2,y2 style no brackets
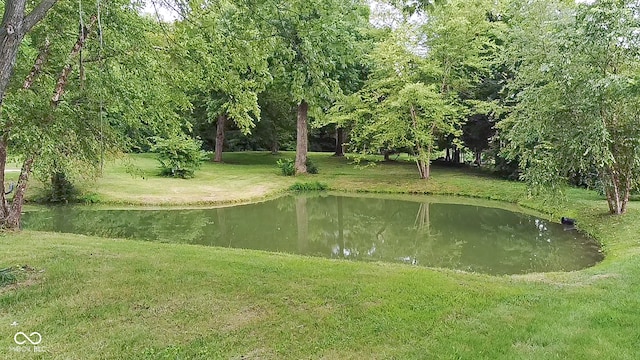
445,147,451,162
416,159,428,179
603,165,630,215
1,20,53,227
214,113,226,162
23,38,51,89
270,119,279,155
334,127,344,157
0,2,27,109
295,100,308,174
410,104,429,180
0,137,8,220
475,150,482,166
0,0,58,108
1,15,92,229
4,155,34,229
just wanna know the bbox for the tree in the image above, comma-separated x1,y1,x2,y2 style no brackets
338,29,454,179
173,0,273,162
0,0,186,227
503,0,640,214
422,0,505,165
267,0,369,174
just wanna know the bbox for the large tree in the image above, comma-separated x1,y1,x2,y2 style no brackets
503,0,640,214
173,0,272,162
267,0,369,174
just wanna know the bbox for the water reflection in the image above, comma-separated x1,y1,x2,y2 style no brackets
22,195,603,274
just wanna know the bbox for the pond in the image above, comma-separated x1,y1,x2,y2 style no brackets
22,194,603,275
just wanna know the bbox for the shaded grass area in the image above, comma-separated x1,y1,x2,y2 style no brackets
3,151,640,358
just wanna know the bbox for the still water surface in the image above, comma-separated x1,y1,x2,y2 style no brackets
22,195,603,274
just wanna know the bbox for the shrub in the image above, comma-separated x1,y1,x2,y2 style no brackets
277,158,319,176
48,171,78,203
305,159,318,174
0,267,16,287
79,192,102,204
289,181,328,191
276,158,295,176
152,136,209,179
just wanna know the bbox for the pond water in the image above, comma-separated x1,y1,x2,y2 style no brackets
22,195,603,275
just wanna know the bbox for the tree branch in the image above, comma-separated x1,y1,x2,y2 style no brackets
23,38,51,89
51,15,97,105
23,0,59,34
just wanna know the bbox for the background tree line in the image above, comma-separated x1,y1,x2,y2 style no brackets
1,0,638,231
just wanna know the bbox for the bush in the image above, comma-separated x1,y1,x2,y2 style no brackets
276,158,295,176
305,159,318,174
78,192,102,204
152,136,209,179
0,267,16,287
276,158,319,176
289,181,328,191
48,171,78,203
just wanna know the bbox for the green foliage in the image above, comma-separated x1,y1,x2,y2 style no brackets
305,158,319,174
288,181,328,191
78,192,103,204
47,172,78,203
335,29,459,178
503,0,640,213
0,267,16,287
276,158,296,176
277,158,318,176
174,0,273,135
268,0,370,107
152,136,209,179
31,160,95,204
3,0,187,160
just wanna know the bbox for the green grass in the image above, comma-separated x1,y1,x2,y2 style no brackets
3,151,640,359
26,152,529,206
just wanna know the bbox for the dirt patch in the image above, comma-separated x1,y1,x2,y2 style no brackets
221,305,267,332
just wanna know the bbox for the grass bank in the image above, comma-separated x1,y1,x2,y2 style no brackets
2,151,639,359
28,152,536,206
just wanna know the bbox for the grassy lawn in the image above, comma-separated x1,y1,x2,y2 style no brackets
2,152,640,359
30,152,534,206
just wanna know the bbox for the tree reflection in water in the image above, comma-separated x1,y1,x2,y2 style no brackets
23,195,603,274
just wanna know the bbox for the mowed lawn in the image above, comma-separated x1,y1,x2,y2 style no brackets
2,152,640,359
47,152,540,205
